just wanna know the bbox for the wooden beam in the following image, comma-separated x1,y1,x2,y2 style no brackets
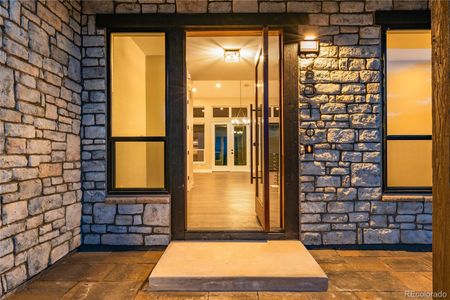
432,0,450,295
168,29,187,240
375,10,431,28
96,13,308,29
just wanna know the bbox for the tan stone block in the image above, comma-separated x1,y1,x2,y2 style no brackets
6,138,26,154
66,134,80,161
233,0,258,12
176,0,207,13
38,163,62,178
27,139,51,154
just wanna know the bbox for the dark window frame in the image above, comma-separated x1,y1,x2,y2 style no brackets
379,12,432,194
106,29,170,195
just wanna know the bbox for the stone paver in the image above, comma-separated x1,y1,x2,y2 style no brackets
5,249,432,299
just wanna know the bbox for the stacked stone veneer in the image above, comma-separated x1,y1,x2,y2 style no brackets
297,0,432,245
80,0,432,246
0,0,82,296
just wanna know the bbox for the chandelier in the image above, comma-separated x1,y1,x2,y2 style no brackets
231,81,250,125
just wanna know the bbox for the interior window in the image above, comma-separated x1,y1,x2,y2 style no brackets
110,32,166,190
193,124,205,162
385,29,432,190
193,107,205,118
212,107,229,118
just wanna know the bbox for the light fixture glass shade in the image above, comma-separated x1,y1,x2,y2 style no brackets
299,40,319,53
224,49,240,63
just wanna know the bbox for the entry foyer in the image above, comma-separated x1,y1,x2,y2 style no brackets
185,30,283,232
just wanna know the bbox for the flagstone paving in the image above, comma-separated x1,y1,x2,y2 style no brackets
5,249,432,300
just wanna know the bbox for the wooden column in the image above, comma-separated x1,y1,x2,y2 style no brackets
432,0,450,295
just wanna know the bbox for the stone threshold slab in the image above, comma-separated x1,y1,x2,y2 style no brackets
148,240,328,291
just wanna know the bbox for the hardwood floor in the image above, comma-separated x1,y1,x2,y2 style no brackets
187,172,281,231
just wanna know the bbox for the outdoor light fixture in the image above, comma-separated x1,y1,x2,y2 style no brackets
216,82,222,88
192,87,197,93
304,144,314,154
224,49,240,63
299,35,319,54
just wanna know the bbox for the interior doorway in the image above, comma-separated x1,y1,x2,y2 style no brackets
186,30,283,232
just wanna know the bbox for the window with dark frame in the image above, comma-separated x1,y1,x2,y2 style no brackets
108,32,167,193
212,107,229,118
193,124,205,162
193,107,205,118
384,28,432,193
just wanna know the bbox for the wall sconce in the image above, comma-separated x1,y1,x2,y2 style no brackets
299,40,319,54
304,144,314,154
224,49,240,63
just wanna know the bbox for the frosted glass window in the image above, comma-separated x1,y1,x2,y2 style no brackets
387,140,432,187
115,142,165,189
111,33,166,137
386,30,431,135
385,29,432,190
110,33,166,191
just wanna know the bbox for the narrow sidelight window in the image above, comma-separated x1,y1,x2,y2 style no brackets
193,124,205,162
384,29,432,191
109,33,166,191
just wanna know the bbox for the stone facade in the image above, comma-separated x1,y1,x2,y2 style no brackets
297,0,432,245
80,0,432,247
0,0,82,296
0,0,433,296
82,198,171,246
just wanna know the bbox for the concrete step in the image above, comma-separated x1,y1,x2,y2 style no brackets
148,240,328,292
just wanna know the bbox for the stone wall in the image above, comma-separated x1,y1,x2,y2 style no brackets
0,0,82,296
81,3,171,246
297,0,432,245
80,0,432,246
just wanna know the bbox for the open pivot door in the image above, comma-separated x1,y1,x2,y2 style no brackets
251,28,270,230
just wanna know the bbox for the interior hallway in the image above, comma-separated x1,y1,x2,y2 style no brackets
187,172,281,231
187,172,261,231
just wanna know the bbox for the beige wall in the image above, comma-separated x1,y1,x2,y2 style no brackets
112,36,148,187
146,55,166,188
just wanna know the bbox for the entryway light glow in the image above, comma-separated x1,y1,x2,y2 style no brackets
216,82,222,88
224,49,240,63
192,87,197,93
300,35,319,53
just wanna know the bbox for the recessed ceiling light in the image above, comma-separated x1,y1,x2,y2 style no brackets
224,49,240,63
216,82,221,88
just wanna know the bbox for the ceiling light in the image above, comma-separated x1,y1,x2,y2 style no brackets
224,49,240,63
192,87,197,93
216,82,221,88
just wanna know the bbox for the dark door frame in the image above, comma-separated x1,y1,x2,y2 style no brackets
96,13,307,240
